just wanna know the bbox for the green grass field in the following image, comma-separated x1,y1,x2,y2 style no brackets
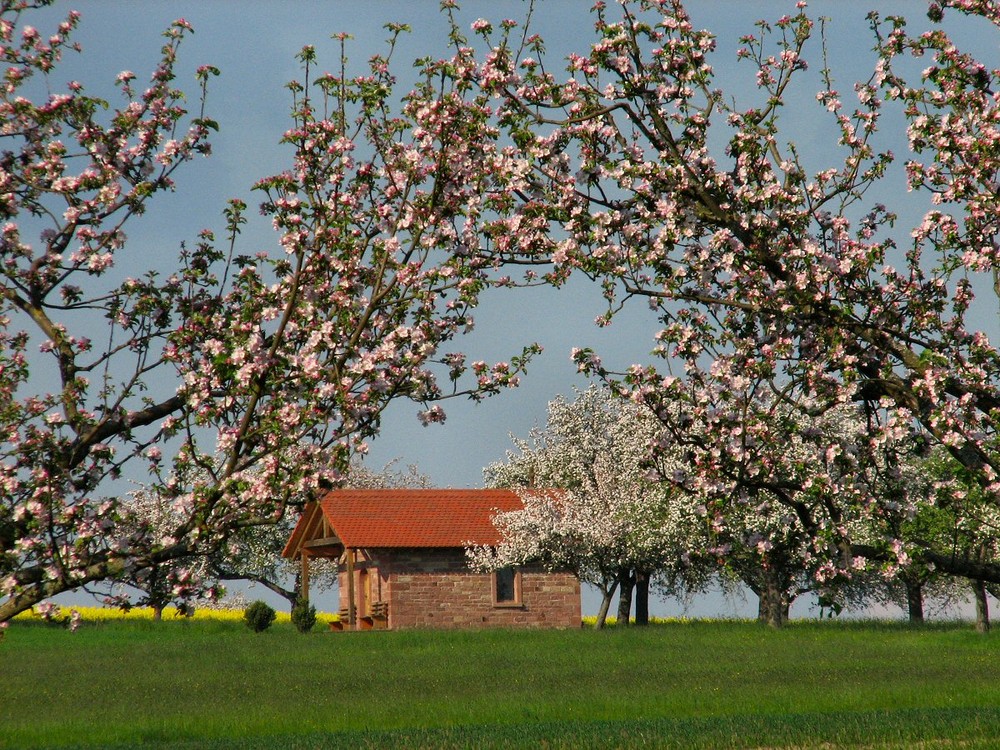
2,616,999,749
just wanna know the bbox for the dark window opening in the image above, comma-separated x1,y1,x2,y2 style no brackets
493,567,522,607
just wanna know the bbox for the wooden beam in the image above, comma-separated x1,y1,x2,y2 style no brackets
346,548,356,630
304,536,341,549
301,550,310,605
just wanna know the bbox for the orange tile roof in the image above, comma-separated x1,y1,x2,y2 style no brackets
313,488,525,549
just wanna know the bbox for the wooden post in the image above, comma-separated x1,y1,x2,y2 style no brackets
346,547,356,630
300,550,310,604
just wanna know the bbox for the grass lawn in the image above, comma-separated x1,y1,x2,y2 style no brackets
2,616,999,748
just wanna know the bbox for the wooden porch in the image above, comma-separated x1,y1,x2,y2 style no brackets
283,502,389,631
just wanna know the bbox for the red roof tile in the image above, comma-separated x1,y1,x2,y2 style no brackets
315,488,524,548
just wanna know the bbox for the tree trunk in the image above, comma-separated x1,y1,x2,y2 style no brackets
152,604,163,622
905,577,925,625
634,570,650,626
758,568,785,628
594,579,619,630
616,569,635,627
974,579,990,634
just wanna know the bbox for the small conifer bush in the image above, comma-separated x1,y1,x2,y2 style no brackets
291,598,317,633
243,600,276,633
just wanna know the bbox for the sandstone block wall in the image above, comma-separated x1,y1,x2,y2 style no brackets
338,548,580,630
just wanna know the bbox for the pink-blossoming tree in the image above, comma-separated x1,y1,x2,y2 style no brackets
443,0,1000,589
7,0,1000,625
665,389,899,627
0,5,537,623
121,458,430,616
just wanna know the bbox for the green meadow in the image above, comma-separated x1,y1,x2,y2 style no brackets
2,617,999,749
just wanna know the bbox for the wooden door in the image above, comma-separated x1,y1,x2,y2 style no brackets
358,568,370,617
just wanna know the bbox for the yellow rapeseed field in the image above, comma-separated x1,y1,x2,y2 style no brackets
580,615,698,627
14,604,338,625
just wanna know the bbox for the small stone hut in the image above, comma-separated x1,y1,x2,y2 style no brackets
281,488,581,630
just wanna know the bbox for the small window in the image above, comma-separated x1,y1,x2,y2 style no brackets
493,567,522,607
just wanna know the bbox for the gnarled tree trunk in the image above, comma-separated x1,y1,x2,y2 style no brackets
974,579,990,634
594,579,620,630
635,570,650,626
905,576,925,625
757,568,786,628
616,569,635,627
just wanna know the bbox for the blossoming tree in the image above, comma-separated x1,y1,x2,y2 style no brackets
471,385,711,627
448,0,1000,588
910,449,1000,630
659,387,903,627
121,459,430,615
0,5,535,622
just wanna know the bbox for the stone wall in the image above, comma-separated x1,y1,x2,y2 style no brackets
338,548,580,630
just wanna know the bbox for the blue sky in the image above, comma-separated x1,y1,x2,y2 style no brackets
33,1,997,616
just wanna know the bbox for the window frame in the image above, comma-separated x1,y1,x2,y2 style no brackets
492,566,523,608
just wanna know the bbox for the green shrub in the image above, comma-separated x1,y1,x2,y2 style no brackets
291,598,317,634
242,600,276,633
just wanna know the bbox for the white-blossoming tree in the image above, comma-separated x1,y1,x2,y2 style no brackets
472,385,711,627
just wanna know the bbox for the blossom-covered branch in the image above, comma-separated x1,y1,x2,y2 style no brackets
454,0,1000,587
0,8,535,622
